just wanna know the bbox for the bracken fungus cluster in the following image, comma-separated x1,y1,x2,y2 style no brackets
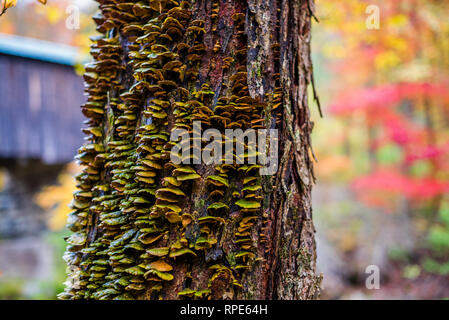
60,0,292,300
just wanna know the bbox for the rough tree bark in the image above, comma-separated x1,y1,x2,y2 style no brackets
60,0,321,300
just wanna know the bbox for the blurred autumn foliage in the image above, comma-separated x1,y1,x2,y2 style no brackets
321,0,449,207
312,0,449,297
34,163,81,231
313,0,448,203
0,0,96,53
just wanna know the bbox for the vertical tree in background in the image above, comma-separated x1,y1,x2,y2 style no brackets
61,0,320,300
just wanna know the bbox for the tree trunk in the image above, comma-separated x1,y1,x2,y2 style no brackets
60,0,321,300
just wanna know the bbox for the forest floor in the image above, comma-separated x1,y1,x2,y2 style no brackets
328,262,449,300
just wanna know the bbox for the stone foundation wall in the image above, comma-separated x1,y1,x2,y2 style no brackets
0,161,65,298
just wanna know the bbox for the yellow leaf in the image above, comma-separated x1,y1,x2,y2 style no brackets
37,0,47,4
34,162,81,231
0,169,5,191
4,0,17,9
46,6,62,24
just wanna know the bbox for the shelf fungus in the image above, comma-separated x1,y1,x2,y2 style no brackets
61,0,273,301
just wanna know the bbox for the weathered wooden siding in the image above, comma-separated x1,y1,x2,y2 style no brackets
0,54,85,164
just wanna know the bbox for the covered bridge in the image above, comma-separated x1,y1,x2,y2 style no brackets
0,33,85,164
0,34,86,240
0,34,88,298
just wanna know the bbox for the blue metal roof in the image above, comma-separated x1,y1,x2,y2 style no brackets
0,33,80,66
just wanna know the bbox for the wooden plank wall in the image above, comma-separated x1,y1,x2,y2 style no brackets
0,54,86,164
